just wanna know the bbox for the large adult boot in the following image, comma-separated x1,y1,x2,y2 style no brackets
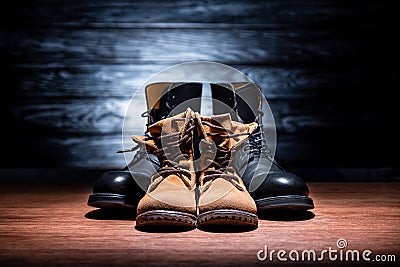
196,112,259,227
87,149,159,209
87,83,202,209
211,83,314,211
133,108,198,227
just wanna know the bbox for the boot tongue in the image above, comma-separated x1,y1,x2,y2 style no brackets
131,108,195,151
230,121,258,149
200,113,258,150
209,113,232,131
147,107,194,136
194,112,232,139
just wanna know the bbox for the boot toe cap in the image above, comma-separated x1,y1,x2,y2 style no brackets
249,171,310,200
92,171,131,195
198,179,257,214
136,178,197,215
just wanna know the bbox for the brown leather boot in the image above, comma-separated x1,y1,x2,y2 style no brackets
195,113,259,227
132,108,197,228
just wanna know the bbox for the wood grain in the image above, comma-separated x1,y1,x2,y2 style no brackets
4,132,399,177
1,0,397,171
7,96,395,169
5,0,377,27
3,27,366,65
0,182,399,266
14,64,373,99
10,97,378,136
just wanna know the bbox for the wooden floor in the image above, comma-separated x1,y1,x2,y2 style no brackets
0,182,399,266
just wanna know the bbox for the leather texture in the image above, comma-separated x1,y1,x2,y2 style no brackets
242,157,310,199
150,83,202,124
92,170,131,195
90,147,159,205
210,83,240,121
212,84,312,202
135,108,197,216
196,113,258,215
89,83,201,208
198,178,257,214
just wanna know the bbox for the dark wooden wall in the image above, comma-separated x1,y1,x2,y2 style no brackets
1,0,398,181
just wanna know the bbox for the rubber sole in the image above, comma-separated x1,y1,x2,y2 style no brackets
197,209,258,227
136,210,197,228
255,195,314,211
87,193,136,209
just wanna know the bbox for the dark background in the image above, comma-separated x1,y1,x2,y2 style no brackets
1,0,398,182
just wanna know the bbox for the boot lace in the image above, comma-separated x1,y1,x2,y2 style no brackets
200,121,250,191
119,119,195,189
248,130,272,158
244,109,286,171
151,121,194,181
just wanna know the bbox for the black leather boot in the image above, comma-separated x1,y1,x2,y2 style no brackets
87,146,159,209
87,83,203,209
211,83,314,211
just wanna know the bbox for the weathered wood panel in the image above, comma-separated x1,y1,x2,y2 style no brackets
1,0,397,173
5,0,381,27
11,97,378,136
6,131,398,169
14,64,376,99
7,95,395,169
3,27,368,65
12,98,130,135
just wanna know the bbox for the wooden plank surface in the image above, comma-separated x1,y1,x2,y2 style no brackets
0,182,399,266
4,132,400,171
5,0,381,27
7,94,395,169
3,27,365,65
1,0,398,172
11,97,374,135
13,64,371,99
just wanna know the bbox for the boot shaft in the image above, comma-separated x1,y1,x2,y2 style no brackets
146,83,203,125
195,112,259,219
195,113,257,187
129,108,259,190
132,108,197,190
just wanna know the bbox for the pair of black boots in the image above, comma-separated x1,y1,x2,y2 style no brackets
88,83,314,212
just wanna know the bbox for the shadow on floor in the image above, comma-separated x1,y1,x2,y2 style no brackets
258,210,315,221
85,208,137,220
84,209,315,230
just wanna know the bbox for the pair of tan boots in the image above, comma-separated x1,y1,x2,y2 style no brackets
130,108,259,229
